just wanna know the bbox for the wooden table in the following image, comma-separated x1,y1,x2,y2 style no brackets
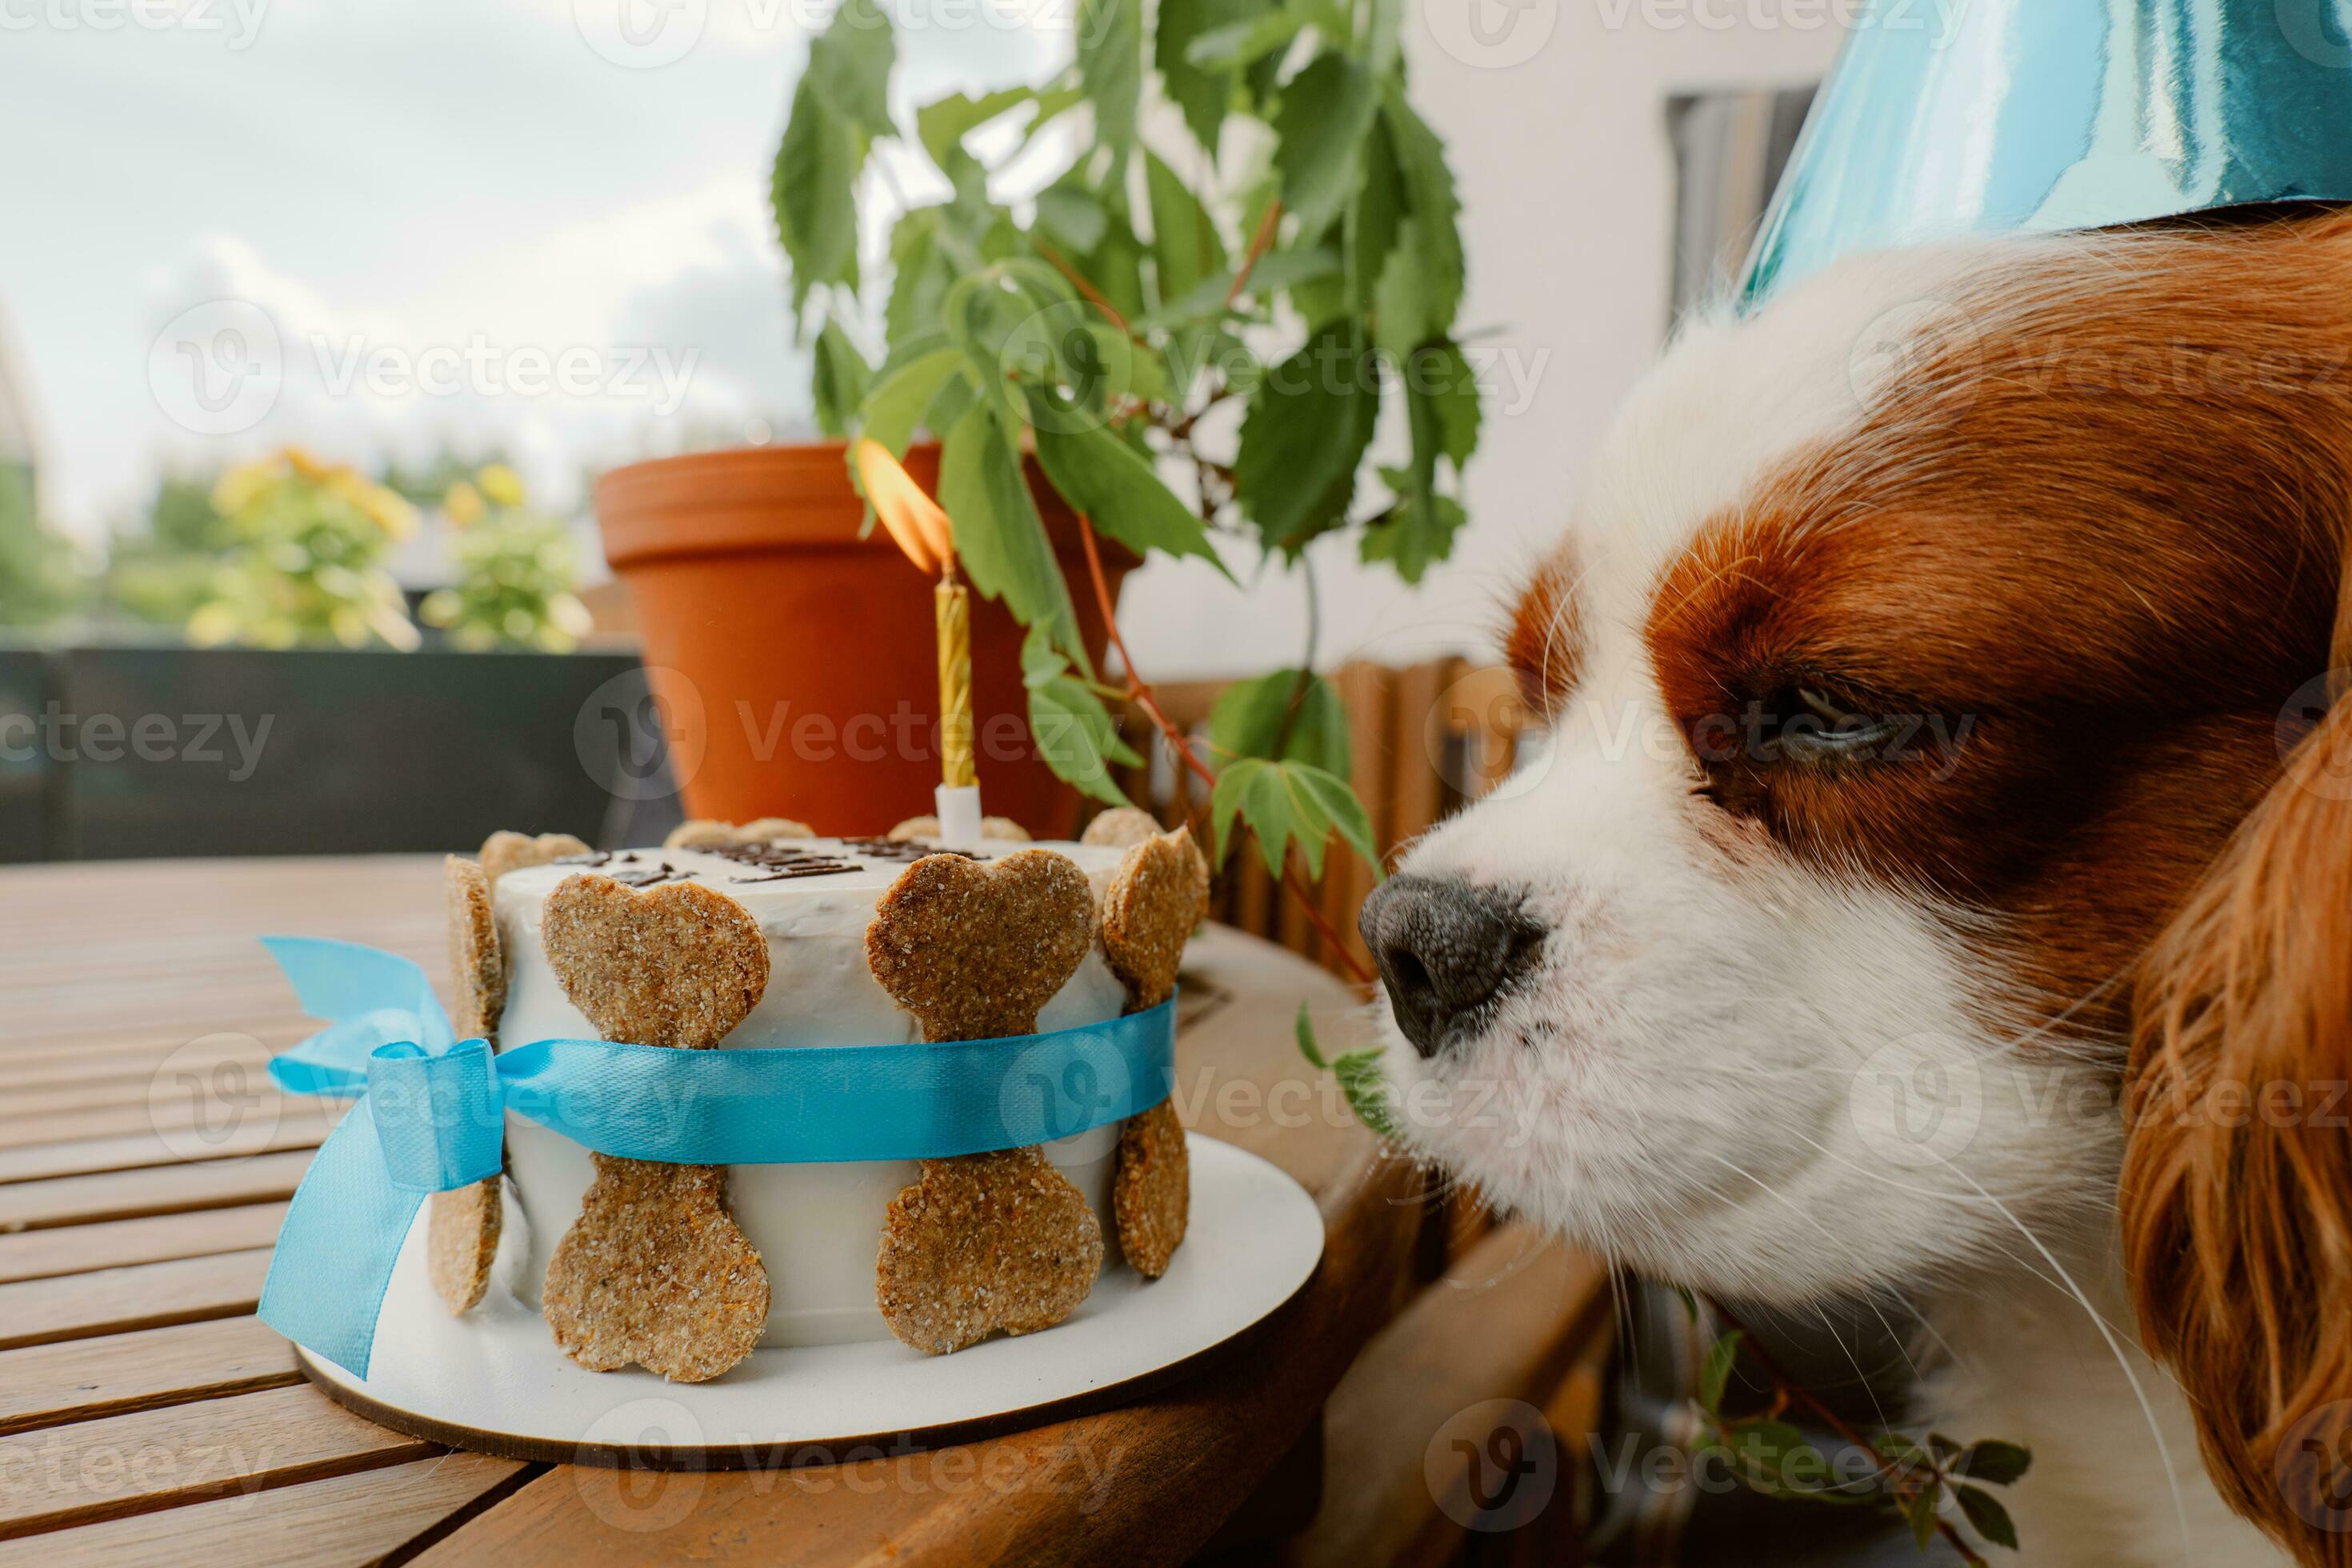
0,857,1606,1566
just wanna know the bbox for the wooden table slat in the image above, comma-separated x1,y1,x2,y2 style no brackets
0,1383,438,1539
0,1150,314,1233
0,1315,299,1437
0,1118,334,1187
0,1094,318,1153
0,1202,290,1286
0,1452,531,1568
0,1247,274,1352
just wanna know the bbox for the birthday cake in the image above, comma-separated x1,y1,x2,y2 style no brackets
430,808,1203,1383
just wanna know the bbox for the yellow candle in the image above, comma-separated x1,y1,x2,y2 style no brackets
936,578,975,788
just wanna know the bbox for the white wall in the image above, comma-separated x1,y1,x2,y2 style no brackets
1116,2,1842,681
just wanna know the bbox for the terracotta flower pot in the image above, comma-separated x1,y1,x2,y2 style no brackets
594,442,1135,838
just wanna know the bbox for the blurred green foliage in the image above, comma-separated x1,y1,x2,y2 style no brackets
418,464,592,652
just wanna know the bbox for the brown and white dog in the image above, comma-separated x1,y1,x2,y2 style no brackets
1361,209,2352,1565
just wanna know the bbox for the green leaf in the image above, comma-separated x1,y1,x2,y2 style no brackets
1294,1000,1329,1069
1954,1440,2033,1487
1184,9,1303,70
1379,86,1465,337
1697,1330,1743,1415
1140,244,1342,327
937,399,1090,672
1030,418,1230,578
1361,0,1402,74
1234,320,1379,552
773,79,864,311
1673,1285,1700,1324
1953,1483,2020,1550
1078,0,1143,162
1901,1478,1943,1550
810,315,873,440
1209,670,1351,776
1146,150,1228,309
884,209,957,350
1027,673,1139,806
916,86,1034,169
854,345,963,460
1332,1046,1398,1138
1211,757,1373,880
1156,0,1272,154
1362,467,1465,585
806,0,895,138
1035,182,1110,254
1273,53,1380,239
1346,115,1402,312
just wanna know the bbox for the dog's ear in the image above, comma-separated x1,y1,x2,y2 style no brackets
2125,562,2352,1564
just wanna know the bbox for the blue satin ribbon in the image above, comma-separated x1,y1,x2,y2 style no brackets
254,936,1177,1377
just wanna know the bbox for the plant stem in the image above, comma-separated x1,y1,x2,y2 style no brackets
1269,554,1320,760
1226,198,1285,307
1030,236,1144,346
1075,514,1376,986
1709,1301,1986,1564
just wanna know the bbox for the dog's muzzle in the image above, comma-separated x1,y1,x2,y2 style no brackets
1360,875,1546,1059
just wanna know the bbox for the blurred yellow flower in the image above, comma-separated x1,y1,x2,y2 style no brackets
478,463,525,508
442,481,486,529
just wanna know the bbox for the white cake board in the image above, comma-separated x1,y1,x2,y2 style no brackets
295,1134,1323,1467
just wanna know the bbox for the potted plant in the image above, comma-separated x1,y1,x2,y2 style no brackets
594,0,1482,849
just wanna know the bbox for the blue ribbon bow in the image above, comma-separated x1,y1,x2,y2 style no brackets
254,936,1177,1376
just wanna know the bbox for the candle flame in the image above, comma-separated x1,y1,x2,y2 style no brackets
855,438,954,575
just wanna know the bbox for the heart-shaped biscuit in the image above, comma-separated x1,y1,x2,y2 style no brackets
1113,1098,1189,1278
875,1147,1104,1354
478,830,590,886
1079,806,1160,849
866,850,1094,1042
886,814,1032,843
434,855,506,1314
542,1156,770,1382
665,817,814,851
542,875,770,1049
1099,828,1209,1013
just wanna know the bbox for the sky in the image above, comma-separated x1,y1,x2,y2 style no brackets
2,0,1061,540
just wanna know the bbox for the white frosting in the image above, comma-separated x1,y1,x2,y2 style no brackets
489,838,1134,1347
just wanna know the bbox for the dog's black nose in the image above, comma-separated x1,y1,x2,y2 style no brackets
1360,875,1544,1058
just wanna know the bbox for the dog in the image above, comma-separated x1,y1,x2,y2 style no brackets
1360,208,2352,1565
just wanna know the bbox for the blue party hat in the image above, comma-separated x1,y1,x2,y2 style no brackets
1738,0,2352,309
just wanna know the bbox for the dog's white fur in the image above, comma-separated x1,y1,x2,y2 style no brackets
1378,239,2285,1564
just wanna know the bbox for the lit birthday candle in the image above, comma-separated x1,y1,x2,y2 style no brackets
856,439,983,847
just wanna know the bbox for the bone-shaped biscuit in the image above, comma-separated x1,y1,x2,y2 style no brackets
537,874,773,1381
885,814,1033,843
1079,806,1161,849
431,854,507,1314
664,818,814,851
875,1146,1104,1354
1098,827,1209,1013
478,830,590,886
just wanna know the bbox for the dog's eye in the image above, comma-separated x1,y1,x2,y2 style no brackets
1769,685,1899,763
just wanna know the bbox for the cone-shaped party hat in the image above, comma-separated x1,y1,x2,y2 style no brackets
1738,0,2352,309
